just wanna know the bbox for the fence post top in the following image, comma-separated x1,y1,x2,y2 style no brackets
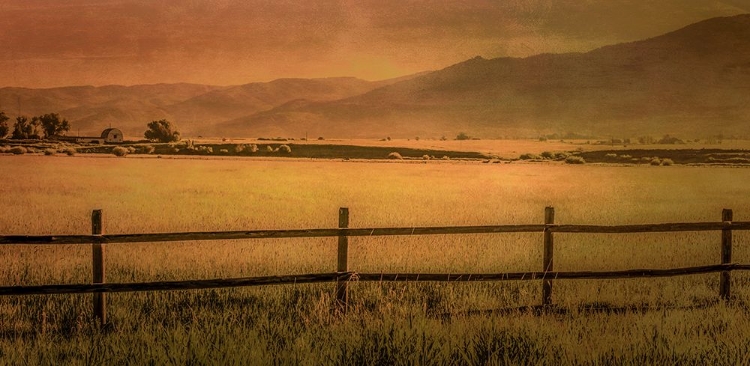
722,209,733,222
544,207,555,224
92,209,104,236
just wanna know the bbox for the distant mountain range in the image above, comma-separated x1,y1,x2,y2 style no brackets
2,14,749,139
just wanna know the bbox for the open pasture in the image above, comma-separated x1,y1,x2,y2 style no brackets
1,155,750,364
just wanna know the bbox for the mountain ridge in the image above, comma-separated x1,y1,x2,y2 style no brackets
220,14,750,139
2,14,750,139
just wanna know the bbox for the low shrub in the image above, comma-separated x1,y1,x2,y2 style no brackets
540,151,554,159
650,158,661,166
10,146,26,155
44,148,56,156
554,152,569,160
661,158,674,166
442,156,450,160
565,156,586,164
605,153,618,159
266,146,274,152
388,152,403,160
234,144,246,153
112,146,129,157
519,153,541,160
278,145,292,154
65,148,76,156
127,146,137,154
422,155,431,160
142,145,155,154
219,149,229,154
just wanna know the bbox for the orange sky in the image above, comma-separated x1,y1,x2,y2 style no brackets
0,0,748,88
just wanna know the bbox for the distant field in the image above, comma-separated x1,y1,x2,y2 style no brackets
216,138,750,158
4,138,750,162
1,156,750,364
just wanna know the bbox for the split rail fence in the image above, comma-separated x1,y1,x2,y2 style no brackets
2,207,750,324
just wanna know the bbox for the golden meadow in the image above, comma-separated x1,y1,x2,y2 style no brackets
1,154,749,365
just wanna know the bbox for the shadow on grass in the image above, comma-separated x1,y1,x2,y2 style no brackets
435,296,750,320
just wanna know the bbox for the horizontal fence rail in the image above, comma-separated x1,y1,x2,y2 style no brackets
3,264,750,296
3,222,750,245
0,207,747,325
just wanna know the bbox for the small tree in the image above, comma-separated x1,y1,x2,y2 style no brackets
11,116,41,139
144,119,180,143
456,132,470,140
112,146,129,157
0,111,9,138
36,113,71,138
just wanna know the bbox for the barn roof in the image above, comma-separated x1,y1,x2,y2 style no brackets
100,128,121,138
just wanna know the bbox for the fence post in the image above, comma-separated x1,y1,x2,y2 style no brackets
542,207,555,306
336,207,349,313
720,209,733,300
92,209,106,325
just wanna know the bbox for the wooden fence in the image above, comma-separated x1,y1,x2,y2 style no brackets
2,207,750,324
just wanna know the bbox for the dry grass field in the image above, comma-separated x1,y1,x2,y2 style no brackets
1,154,750,364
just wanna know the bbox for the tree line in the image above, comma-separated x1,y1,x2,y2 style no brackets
0,111,70,139
0,111,181,143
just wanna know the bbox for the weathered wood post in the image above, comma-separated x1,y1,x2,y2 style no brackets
542,206,555,306
336,207,349,313
92,209,106,324
720,209,733,300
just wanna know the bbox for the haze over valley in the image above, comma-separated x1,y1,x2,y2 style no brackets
1,4,749,141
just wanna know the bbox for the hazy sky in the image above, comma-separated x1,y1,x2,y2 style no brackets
0,0,748,88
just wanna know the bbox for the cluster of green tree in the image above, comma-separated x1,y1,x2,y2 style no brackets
144,119,180,143
0,111,181,144
0,111,70,140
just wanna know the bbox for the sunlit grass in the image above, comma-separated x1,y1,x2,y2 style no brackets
1,155,750,364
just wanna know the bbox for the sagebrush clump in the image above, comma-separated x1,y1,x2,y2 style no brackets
519,153,541,160
112,146,129,157
565,156,586,164
10,146,26,155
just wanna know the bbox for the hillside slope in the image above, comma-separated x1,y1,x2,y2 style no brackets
0,77,409,138
223,14,750,139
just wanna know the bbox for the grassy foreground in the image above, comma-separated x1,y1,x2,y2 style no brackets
1,156,750,364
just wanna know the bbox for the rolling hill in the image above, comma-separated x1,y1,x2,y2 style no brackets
0,77,409,138
2,15,749,140
222,14,750,139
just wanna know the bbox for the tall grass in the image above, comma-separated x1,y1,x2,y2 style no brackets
1,156,750,364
